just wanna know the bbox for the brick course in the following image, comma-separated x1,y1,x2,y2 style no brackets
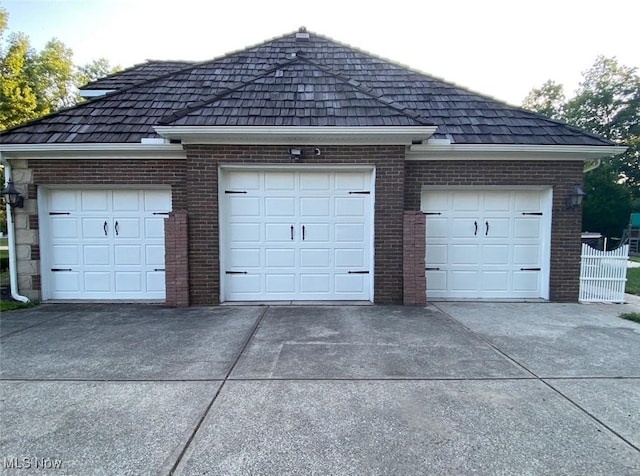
404,160,584,302
164,210,189,307
403,211,426,305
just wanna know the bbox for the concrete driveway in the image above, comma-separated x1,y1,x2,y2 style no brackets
1,302,639,475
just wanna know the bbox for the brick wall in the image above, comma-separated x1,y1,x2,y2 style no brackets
184,145,406,305
404,160,585,302
403,211,426,305
164,210,189,307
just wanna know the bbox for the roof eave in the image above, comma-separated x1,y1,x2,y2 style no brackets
407,143,627,161
154,126,437,145
0,143,186,160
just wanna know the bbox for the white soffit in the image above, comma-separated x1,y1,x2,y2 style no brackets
154,126,437,145
407,143,627,161
0,143,186,160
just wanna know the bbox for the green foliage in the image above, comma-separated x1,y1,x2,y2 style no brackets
626,268,640,296
0,299,39,312
619,312,640,323
523,56,640,238
0,7,119,131
582,163,632,238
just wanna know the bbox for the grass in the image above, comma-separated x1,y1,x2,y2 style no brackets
630,256,640,263
619,312,640,324
626,267,640,295
0,299,38,312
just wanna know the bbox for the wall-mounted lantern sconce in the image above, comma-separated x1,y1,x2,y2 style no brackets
566,185,586,210
290,148,302,161
0,180,24,209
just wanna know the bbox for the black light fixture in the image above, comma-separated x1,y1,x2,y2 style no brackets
0,180,24,208
566,185,586,210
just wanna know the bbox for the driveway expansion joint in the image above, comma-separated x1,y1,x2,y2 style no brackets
168,306,271,475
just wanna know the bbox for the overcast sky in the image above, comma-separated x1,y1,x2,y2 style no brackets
3,0,639,106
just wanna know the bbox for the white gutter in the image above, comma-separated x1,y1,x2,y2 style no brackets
407,143,627,161
0,154,30,303
154,126,438,145
0,143,186,160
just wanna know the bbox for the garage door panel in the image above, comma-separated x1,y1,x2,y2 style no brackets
50,190,78,211
265,172,295,190
451,218,477,239
114,218,141,239
300,274,330,293
82,218,109,239
484,193,511,212
300,197,330,216
426,218,448,239
114,245,142,266
232,223,261,242
301,249,330,268
265,248,295,267
484,218,509,239
451,245,480,264
84,245,110,266
515,192,542,212
144,218,166,239
482,244,509,265
146,271,165,292
266,274,296,293
481,271,508,291
145,245,165,266
335,274,365,293
52,245,79,266
85,272,111,292
514,218,541,239
266,223,294,242
300,173,330,190
335,223,364,242
228,171,261,190
513,245,540,265
231,196,261,216
227,273,261,294
115,272,142,292
335,172,365,190
513,271,540,291
81,191,109,211
426,270,447,292
52,272,80,292
450,271,478,291
265,197,294,217
453,193,480,212
229,248,261,268
112,191,141,212
335,197,364,217
335,248,364,268
426,244,447,265
304,223,331,242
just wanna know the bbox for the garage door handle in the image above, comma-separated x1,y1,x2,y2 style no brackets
302,225,305,240
474,221,478,236
115,221,119,236
290,225,294,240
485,221,489,236
103,221,108,236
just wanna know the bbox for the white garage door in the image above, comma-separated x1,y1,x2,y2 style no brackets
43,189,171,300
422,189,551,300
220,169,373,301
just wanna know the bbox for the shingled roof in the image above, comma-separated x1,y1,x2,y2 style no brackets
0,29,613,146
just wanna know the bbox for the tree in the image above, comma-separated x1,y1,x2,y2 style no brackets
523,56,640,238
0,6,119,130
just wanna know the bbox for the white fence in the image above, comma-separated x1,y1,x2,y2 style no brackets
579,243,629,303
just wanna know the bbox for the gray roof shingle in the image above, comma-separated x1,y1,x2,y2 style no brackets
0,30,613,146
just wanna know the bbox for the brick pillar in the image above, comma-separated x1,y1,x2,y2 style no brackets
165,211,189,307
403,211,426,305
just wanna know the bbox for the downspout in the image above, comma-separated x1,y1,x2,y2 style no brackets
0,154,30,303
583,159,602,173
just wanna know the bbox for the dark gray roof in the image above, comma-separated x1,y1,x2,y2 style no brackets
81,60,195,90
0,30,614,146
